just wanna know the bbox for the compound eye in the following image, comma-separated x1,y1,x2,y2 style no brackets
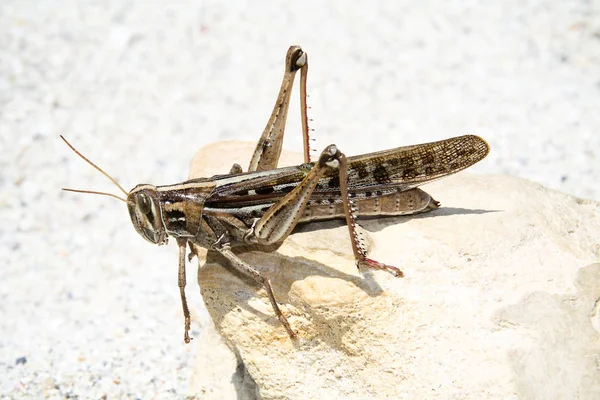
137,193,152,215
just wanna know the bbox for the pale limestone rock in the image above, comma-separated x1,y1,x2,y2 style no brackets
189,141,600,400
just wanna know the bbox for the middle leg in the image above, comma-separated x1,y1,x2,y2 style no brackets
212,240,296,339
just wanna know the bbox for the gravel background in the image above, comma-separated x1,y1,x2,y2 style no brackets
1,1,599,399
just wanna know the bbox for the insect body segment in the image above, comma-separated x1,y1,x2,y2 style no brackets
62,46,489,342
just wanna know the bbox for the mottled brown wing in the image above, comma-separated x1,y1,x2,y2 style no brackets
340,134,490,191
207,135,489,206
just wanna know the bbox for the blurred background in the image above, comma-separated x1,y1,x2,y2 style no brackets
1,0,599,398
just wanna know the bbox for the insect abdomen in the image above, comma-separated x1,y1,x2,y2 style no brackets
299,187,438,222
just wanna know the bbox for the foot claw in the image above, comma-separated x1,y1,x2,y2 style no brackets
279,316,297,339
359,257,404,278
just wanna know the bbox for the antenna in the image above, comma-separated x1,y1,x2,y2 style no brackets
60,135,129,202
61,188,127,202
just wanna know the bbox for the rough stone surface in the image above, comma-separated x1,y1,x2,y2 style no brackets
190,142,600,400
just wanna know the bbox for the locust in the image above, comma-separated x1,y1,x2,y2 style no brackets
62,46,490,342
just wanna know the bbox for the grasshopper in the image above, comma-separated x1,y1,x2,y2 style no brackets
62,46,490,342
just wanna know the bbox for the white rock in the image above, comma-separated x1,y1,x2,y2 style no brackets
190,141,600,399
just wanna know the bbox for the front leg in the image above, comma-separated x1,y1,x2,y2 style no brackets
250,145,403,277
176,238,193,343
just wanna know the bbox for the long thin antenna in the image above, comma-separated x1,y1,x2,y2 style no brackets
60,135,129,197
62,188,127,202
